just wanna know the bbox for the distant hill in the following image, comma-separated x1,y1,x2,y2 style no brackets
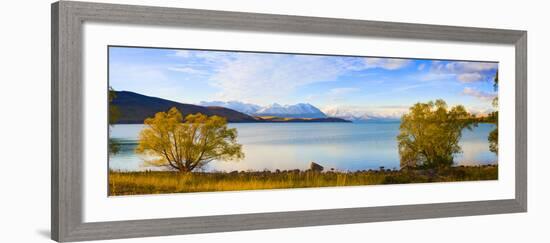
255,116,350,123
111,91,258,124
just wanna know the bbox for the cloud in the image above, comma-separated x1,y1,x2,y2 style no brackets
429,61,497,83
198,52,370,103
445,62,498,73
363,58,411,70
167,50,413,103
420,72,455,81
327,87,360,96
417,63,425,71
462,87,497,101
167,66,206,75
173,50,191,58
323,87,361,102
457,73,483,83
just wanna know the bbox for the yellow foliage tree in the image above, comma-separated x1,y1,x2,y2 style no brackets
397,100,474,169
108,87,120,154
488,71,499,155
136,107,244,172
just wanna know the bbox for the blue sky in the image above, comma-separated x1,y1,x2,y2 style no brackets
109,46,498,117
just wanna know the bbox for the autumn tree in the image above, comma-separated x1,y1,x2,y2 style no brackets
397,100,475,169
488,70,499,155
108,87,120,154
136,107,244,172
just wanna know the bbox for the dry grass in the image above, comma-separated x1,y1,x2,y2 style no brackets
109,165,497,196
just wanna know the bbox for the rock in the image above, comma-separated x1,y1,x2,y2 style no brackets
310,162,324,172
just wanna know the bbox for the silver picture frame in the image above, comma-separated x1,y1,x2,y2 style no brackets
51,1,527,242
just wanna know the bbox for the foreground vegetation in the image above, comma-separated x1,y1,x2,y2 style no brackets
109,165,497,196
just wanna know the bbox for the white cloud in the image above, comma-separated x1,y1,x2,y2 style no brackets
445,62,498,73
457,73,483,83
462,87,497,101
206,54,357,103
167,66,205,75
173,50,191,58
327,87,360,96
419,72,455,81
323,87,361,102
429,61,497,83
168,50,412,103
363,58,411,70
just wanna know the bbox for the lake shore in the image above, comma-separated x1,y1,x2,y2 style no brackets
109,164,497,196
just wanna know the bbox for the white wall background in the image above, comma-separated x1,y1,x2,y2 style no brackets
0,0,547,242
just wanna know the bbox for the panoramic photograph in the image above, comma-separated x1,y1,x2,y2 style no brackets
107,46,499,196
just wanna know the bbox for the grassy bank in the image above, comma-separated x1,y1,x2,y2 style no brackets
109,165,497,196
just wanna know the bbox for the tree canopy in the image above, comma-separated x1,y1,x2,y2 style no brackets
136,107,244,172
108,87,120,154
488,70,499,155
397,99,474,169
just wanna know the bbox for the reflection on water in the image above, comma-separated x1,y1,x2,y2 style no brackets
109,122,497,172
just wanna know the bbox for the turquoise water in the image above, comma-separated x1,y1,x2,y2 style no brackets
109,122,497,172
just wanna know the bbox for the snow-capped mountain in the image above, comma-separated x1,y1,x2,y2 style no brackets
198,101,262,114
255,103,327,118
322,106,406,121
465,107,496,117
321,107,370,121
199,101,327,118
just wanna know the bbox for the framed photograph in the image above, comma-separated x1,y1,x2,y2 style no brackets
52,1,527,242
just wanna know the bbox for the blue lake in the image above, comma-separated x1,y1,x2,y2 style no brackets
109,122,497,172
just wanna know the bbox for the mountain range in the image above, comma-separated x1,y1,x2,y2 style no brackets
256,103,327,118
111,91,257,123
321,106,403,121
199,100,404,121
199,101,327,118
198,101,262,115
111,91,349,124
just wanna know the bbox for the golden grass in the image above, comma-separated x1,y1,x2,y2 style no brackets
109,165,497,196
